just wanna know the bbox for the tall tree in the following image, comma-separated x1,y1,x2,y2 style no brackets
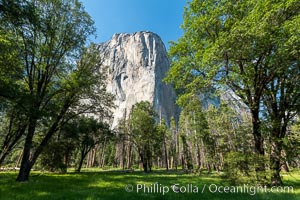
0,0,114,181
156,119,169,171
165,0,300,184
178,110,194,170
187,96,209,170
263,70,300,185
169,117,178,170
129,101,158,172
206,102,254,183
178,95,210,170
260,2,300,185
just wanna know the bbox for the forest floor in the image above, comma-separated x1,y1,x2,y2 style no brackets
0,169,299,200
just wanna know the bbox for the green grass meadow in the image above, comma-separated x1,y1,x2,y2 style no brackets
0,169,299,200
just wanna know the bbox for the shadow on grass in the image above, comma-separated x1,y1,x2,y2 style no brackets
0,170,299,200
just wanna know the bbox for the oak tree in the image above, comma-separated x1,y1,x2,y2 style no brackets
165,0,300,184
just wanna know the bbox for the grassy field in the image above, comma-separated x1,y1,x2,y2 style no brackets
0,169,299,200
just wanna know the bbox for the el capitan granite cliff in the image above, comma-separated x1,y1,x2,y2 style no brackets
98,31,179,127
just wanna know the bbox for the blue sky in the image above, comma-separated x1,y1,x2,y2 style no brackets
81,0,187,49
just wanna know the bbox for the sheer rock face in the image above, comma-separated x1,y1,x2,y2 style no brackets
98,31,178,128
